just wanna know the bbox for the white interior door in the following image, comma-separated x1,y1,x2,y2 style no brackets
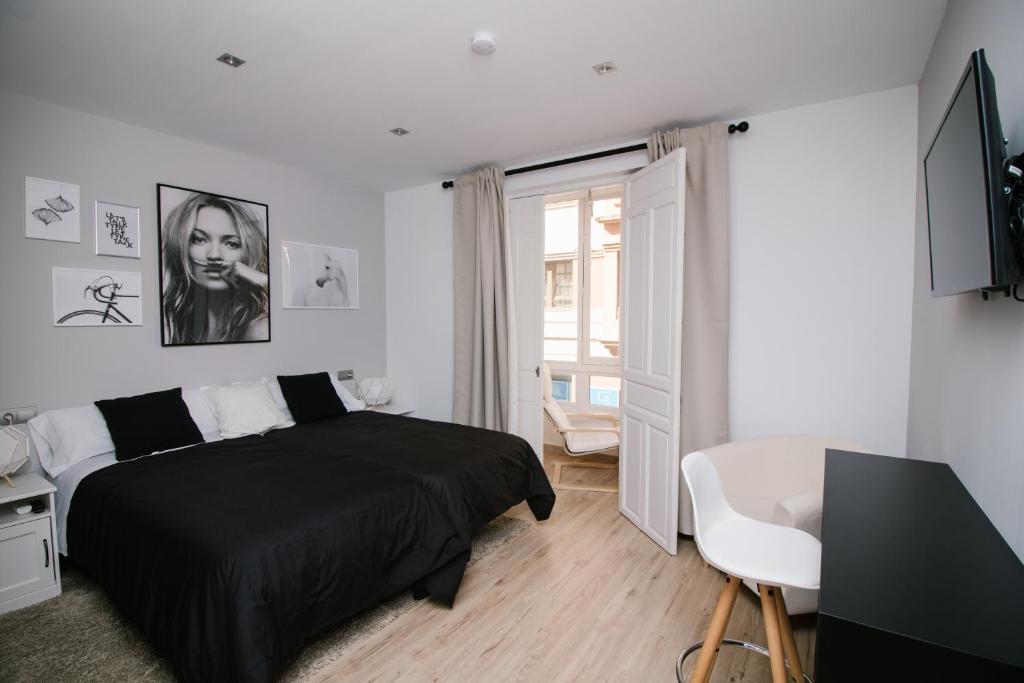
509,194,546,460
618,149,686,554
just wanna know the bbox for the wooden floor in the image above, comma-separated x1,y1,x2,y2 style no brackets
314,447,815,682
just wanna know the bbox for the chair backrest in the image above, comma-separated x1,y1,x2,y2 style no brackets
681,451,735,557
542,364,571,432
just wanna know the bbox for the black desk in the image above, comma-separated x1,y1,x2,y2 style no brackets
816,450,1024,681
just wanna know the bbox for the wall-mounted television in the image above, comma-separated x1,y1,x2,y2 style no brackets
924,49,1019,297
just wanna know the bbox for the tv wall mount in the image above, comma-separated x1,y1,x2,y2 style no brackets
1002,152,1024,302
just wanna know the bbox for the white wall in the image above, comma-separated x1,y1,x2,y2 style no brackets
906,0,1024,560
729,86,919,456
0,92,386,413
385,182,454,421
384,87,919,458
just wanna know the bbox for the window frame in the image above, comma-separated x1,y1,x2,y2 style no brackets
543,184,623,412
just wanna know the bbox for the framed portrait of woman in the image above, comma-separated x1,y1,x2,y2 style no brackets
157,184,270,346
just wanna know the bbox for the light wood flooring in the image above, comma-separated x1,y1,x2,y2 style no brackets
314,447,815,682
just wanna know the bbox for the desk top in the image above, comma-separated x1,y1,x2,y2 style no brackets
820,450,1024,669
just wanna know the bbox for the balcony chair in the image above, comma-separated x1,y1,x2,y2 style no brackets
542,363,620,493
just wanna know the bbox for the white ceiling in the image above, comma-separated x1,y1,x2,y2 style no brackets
0,0,946,191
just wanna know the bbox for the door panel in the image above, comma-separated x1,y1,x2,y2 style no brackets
649,205,677,382
618,148,686,555
620,413,644,524
509,195,546,459
0,517,55,605
623,212,648,376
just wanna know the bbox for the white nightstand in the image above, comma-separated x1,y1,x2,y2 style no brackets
0,472,61,615
366,404,414,416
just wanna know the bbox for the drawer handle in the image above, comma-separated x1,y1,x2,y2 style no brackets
43,538,49,568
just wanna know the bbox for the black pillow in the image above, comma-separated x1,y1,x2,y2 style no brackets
276,372,348,423
95,387,204,462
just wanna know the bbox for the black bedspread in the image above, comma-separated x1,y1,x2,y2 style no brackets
66,412,554,683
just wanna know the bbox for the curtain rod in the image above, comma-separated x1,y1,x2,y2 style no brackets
440,121,749,189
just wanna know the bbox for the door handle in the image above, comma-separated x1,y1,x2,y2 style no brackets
43,538,49,568
535,366,540,377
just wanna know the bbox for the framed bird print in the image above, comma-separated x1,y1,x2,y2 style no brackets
26,176,81,243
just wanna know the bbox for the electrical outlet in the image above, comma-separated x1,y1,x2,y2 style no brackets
1,406,37,425
337,370,354,381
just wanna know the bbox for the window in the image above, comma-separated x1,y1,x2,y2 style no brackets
544,185,622,409
546,260,574,308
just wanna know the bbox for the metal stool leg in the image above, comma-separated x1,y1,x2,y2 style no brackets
677,640,814,683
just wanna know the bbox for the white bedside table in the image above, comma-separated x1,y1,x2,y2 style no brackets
366,404,414,416
0,472,61,615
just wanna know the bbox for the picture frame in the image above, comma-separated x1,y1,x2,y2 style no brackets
157,183,270,346
95,201,141,258
26,176,81,243
281,240,359,310
52,267,143,327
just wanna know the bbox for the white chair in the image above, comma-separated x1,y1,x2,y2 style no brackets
688,434,870,615
678,451,817,683
542,364,619,493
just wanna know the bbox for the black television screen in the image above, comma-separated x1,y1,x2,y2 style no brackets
924,49,1016,296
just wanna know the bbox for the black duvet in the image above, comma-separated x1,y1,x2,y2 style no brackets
66,412,554,683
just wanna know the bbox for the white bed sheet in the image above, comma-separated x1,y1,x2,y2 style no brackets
54,452,117,554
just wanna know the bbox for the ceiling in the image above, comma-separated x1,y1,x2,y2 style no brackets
0,0,946,191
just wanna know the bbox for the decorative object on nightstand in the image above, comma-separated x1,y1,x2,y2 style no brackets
0,426,30,488
0,472,62,615
356,377,394,407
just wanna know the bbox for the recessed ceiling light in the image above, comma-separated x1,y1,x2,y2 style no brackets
389,127,411,136
592,61,617,75
217,53,246,68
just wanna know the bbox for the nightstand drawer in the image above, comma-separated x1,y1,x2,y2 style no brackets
0,516,55,605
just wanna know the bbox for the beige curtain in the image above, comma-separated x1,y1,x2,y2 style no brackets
648,123,731,497
452,167,512,431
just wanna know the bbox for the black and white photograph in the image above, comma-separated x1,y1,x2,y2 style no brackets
26,176,80,243
52,267,142,326
95,200,141,258
157,184,270,346
281,240,359,309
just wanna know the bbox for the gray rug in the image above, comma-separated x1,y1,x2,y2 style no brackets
0,515,531,682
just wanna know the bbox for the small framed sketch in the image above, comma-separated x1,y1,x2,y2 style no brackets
95,201,141,258
52,267,142,327
26,176,80,243
282,241,359,309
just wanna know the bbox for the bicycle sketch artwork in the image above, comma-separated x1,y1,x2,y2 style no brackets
52,267,143,327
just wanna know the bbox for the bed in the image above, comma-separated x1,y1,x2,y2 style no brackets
60,411,555,682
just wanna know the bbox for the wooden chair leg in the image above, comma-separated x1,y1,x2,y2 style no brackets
774,588,804,682
691,575,741,683
553,461,563,487
758,585,788,683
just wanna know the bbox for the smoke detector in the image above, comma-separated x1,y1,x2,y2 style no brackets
471,32,497,56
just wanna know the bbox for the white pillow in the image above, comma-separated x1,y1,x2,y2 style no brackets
182,388,222,442
260,378,295,422
203,381,293,438
28,405,114,478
